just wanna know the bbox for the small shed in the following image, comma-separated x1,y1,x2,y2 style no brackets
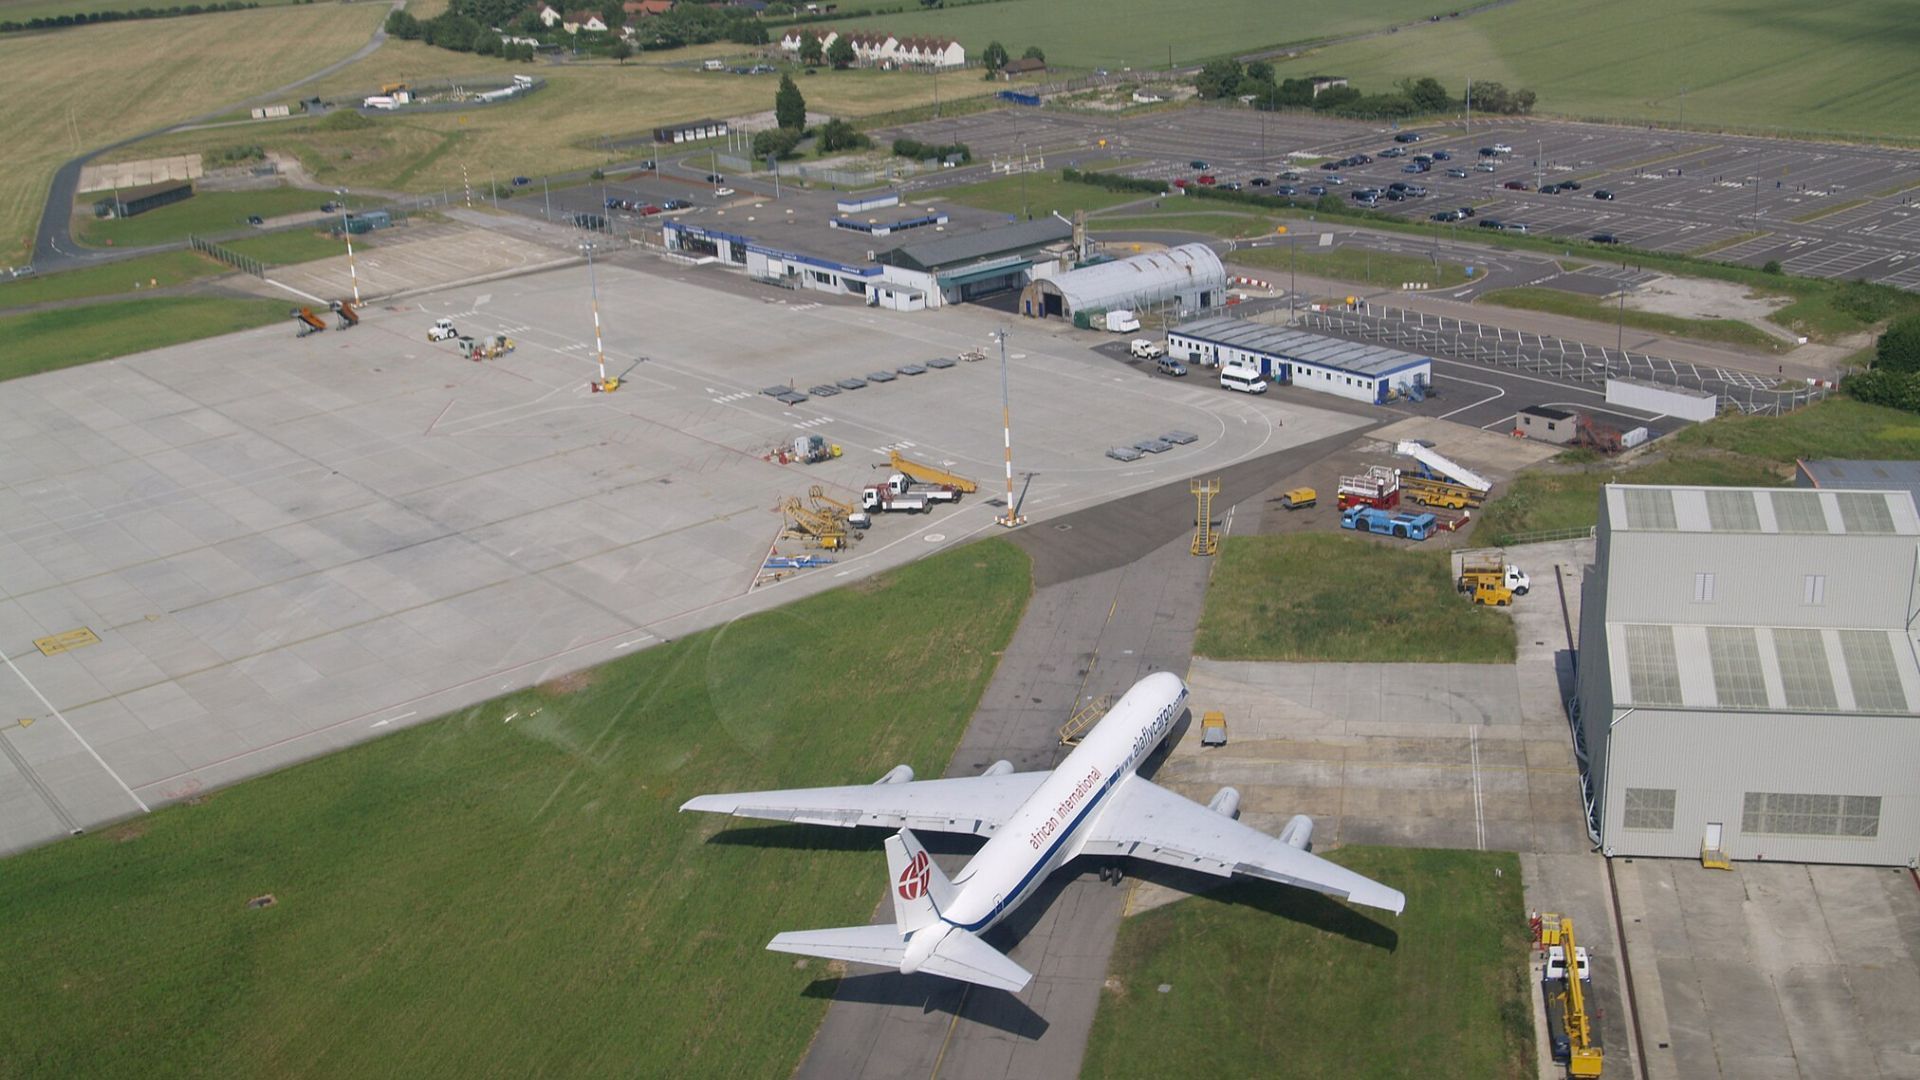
1516,406,1577,444
652,118,729,144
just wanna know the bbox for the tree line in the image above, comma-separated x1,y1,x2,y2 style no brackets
1194,60,1536,120
389,0,769,60
1,0,260,34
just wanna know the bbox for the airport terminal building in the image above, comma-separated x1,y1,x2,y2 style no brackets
1577,484,1920,867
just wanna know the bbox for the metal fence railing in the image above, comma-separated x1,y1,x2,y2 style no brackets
1283,303,1827,416
188,234,263,277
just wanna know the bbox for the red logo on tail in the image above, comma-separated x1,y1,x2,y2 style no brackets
897,850,931,900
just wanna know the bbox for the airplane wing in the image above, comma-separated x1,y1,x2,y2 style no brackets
1080,777,1406,915
681,772,1049,838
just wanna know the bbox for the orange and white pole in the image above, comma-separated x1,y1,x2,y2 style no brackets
586,243,608,387
995,328,1023,527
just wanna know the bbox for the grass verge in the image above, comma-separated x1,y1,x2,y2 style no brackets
936,173,1145,219
1476,286,1782,350
78,187,338,248
0,296,286,382
220,228,357,266
1236,244,1472,290
1084,848,1531,1080
0,539,1030,1078
0,249,224,307
1194,534,1516,663
1471,397,1920,542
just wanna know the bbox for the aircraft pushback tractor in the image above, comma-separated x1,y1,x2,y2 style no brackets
682,672,1403,993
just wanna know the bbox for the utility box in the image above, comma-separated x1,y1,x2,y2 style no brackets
1200,711,1227,747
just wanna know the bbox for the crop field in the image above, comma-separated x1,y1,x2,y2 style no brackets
0,296,287,382
0,540,1030,1079
107,42,1002,199
0,2,386,264
0,0,313,20
1271,0,1920,141
815,0,1451,71
78,186,338,247
1084,848,1532,1080
1194,534,1516,664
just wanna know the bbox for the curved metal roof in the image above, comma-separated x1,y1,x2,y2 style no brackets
1039,243,1226,313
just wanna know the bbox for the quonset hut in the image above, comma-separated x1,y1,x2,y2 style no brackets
1018,243,1227,325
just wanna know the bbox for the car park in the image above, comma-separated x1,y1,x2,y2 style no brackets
1593,189,1616,200
1503,180,1529,190
1446,167,1470,178
1590,232,1621,244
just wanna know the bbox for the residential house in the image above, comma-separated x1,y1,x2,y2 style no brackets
840,29,897,64
623,0,673,16
998,56,1045,78
778,27,836,53
537,3,563,27
896,35,964,68
562,10,608,32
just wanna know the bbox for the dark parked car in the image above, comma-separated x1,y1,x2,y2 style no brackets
1479,147,1499,157
1320,160,1343,170
1431,210,1459,222
1307,184,1328,196
1393,131,1423,143
1274,184,1299,196
1189,159,1209,170
1383,189,1407,201
1380,146,1406,158
512,176,531,186
1457,206,1476,218
1351,153,1373,165
1561,180,1582,190
247,215,265,226
1249,176,1271,186
1432,150,1453,161
705,173,724,183
1479,218,1505,229
1503,180,1529,191
1540,184,1562,194
1387,182,1410,193
1591,233,1622,244
1593,189,1616,200
1221,180,1242,191
662,198,691,210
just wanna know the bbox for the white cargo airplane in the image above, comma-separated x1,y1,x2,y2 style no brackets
681,671,1404,993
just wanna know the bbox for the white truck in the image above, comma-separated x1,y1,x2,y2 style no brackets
861,473,961,514
427,318,459,342
1104,309,1141,333
1129,338,1164,360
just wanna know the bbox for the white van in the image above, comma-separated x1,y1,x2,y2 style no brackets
1220,365,1267,394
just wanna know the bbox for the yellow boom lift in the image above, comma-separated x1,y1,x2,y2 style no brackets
887,451,978,494
778,497,849,551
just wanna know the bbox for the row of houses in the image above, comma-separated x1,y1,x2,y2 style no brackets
777,28,966,68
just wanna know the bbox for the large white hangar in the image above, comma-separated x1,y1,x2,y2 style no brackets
1166,316,1432,405
1577,483,1920,867
1017,243,1227,323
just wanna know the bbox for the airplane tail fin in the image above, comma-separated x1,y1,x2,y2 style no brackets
884,828,953,934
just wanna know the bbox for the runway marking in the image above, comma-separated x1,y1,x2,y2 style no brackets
1470,725,1486,851
0,643,148,813
370,710,416,729
1438,373,1506,420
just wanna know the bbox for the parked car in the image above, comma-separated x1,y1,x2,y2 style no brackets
1380,146,1406,158
1492,142,1513,153
1540,184,1562,194
704,173,724,183
1156,356,1188,376
1403,163,1429,173
1476,161,1498,172
1403,185,1429,197
1172,177,1190,188
247,215,265,226
1279,171,1302,181
1306,184,1328,196
1319,160,1343,170
1432,150,1453,161
1447,168,1470,178
1591,232,1622,244
1431,210,1459,222
1479,147,1500,157
1561,180,1582,190
1478,218,1505,229
1394,131,1423,143
1323,174,1345,185
1593,189,1616,200
1503,180,1529,191
1504,222,1530,233
1249,176,1271,187
1197,174,1217,185
714,186,736,196
1383,189,1406,201
1189,159,1209,170
639,204,663,215
512,176,531,186
1457,206,1476,218
1275,184,1298,196
1413,154,1433,164
662,198,691,210
1221,180,1242,191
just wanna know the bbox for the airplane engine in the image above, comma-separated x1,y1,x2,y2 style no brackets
980,759,1015,777
874,764,915,785
1206,786,1241,819
1278,814,1314,851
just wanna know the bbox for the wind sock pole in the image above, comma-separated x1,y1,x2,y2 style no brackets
586,242,614,392
995,328,1024,528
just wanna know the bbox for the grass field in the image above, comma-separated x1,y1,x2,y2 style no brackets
1084,848,1532,1080
1477,285,1781,350
0,249,225,307
1467,397,1920,542
106,42,1003,200
937,173,1146,219
1236,244,1472,290
0,0,312,20
0,2,386,264
1094,211,1281,239
77,186,336,247
218,228,355,265
0,296,286,382
1194,534,1516,663
1272,0,1920,140
0,540,1030,1079
816,0,1450,70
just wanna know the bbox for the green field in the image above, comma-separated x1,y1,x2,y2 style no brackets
0,296,286,382
1194,534,1516,663
1085,848,1531,1079
0,249,225,307
816,0,1451,70
78,186,337,248
938,173,1146,219
1477,286,1782,350
1236,243,1472,290
0,0,309,21
1474,397,1920,543
1094,212,1278,239
1272,0,1920,140
0,540,1030,1079
220,227,356,266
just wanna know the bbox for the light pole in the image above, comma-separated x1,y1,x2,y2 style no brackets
336,187,359,305
584,241,611,391
992,328,1023,528
543,174,551,220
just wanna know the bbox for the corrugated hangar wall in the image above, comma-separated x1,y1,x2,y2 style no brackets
1018,243,1227,320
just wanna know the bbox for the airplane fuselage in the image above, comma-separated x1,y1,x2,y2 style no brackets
935,670,1187,934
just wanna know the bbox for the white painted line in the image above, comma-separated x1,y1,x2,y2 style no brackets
1470,725,1486,851
503,711,520,724
262,277,328,305
370,710,416,729
0,644,148,813
617,638,646,649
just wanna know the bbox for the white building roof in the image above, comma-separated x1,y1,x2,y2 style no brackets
1042,243,1225,313
1172,316,1431,379
1605,484,1920,536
